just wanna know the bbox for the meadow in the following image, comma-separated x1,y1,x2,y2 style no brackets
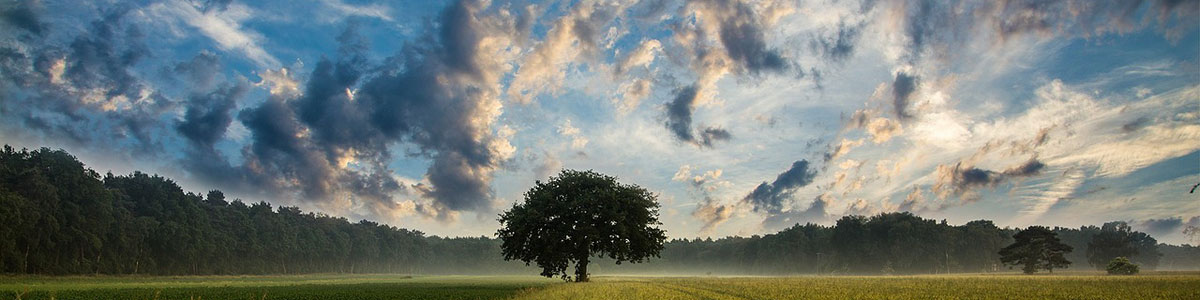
2,272,1199,300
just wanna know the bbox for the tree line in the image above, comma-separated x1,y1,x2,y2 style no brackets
1,146,1196,275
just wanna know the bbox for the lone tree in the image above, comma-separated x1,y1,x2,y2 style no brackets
999,226,1073,274
497,170,667,282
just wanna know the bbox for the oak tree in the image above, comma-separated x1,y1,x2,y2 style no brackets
497,170,666,282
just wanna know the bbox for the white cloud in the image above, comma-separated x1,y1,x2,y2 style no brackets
320,0,393,22
149,1,281,68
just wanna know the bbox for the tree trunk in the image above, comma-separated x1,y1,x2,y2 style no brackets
575,256,589,282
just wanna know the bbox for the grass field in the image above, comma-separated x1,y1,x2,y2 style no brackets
2,272,1198,299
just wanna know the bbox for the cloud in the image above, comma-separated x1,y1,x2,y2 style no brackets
613,77,652,115
899,185,924,212
673,164,725,188
1137,217,1186,237
532,151,562,179
181,0,524,219
688,0,790,75
892,72,918,121
507,0,627,103
663,83,735,148
320,0,394,22
614,39,662,77
1,1,45,36
885,0,1200,64
743,160,816,214
762,193,833,229
177,83,248,149
173,51,223,91
824,138,864,161
255,67,300,99
1002,158,1045,177
150,1,280,68
664,85,698,142
669,0,795,111
699,127,732,147
693,196,736,234
866,117,902,143
932,157,1046,203
809,21,863,62
558,119,589,150
1,7,174,153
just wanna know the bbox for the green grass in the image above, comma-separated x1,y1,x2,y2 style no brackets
0,275,557,300
2,272,1198,300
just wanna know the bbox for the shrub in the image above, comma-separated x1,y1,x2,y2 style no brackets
1105,257,1139,275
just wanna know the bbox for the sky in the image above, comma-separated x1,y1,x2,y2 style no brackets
1,0,1198,244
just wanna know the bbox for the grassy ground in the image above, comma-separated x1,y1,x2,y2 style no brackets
513,272,1200,300
1,272,1197,299
0,275,557,300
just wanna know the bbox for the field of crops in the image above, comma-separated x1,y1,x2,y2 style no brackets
2,272,1198,299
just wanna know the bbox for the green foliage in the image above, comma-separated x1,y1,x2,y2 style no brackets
497,170,667,282
1087,222,1161,270
2,145,1193,277
1106,257,1140,275
0,146,522,275
998,226,1073,274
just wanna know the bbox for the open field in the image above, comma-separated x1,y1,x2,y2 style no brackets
2,272,1198,300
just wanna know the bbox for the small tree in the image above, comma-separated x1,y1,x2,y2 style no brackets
497,170,667,282
999,226,1073,274
1106,257,1139,275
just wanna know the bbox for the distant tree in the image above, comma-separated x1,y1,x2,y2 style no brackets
1106,257,1139,275
497,170,667,282
1087,222,1160,270
999,226,1073,274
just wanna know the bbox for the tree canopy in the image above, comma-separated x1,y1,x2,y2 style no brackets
1087,221,1160,270
2,145,1196,276
999,226,1073,274
497,169,667,282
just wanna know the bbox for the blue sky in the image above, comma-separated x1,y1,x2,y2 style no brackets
1,0,1198,244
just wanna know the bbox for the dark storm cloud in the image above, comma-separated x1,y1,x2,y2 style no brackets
699,127,731,147
238,98,339,200
63,9,148,101
810,22,863,62
892,72,918,121
1137,217,1185,236
568,2,620,58
177,83,248,149
665,84,698,142
663,84,733,148
744,160,816,214
220,0,516,213
0,6,174,154
1,1,45,36
705,0,788,75
934,157,1046,202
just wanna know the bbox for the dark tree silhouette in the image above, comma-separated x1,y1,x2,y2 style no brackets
496,169,666,282
1087,221,1160,270
999,226,1073,274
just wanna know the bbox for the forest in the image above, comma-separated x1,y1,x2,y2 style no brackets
2,146,1197,275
